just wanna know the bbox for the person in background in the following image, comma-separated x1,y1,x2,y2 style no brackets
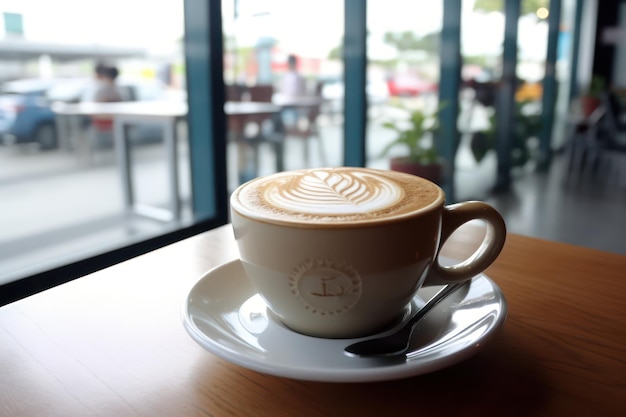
92,63,123,103
82,62,124,136
280,54,306,98
279,54,308,129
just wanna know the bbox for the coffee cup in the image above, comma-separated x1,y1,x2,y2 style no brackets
230,167,506,338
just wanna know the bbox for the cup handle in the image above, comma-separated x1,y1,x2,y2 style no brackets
424,201,506,286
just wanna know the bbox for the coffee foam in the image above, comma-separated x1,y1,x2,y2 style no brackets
232,168,442,225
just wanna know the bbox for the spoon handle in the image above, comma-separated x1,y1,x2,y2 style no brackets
404,281,466,329
344,281,467,356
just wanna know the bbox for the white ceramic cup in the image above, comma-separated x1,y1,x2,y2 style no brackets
230,167,506,338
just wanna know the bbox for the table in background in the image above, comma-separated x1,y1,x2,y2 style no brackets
224,101,285,184
1,224,624,416
53,101,282,222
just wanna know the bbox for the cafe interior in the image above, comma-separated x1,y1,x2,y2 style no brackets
0,1,625,415
1,0,623,303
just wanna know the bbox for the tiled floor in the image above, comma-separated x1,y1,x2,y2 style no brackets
485,154,626,255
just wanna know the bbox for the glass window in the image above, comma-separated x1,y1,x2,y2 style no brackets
0,0,581,304
365,1,443,182
221,0,345,192
0,0,202,290
458,0,552,199
457,0,507,199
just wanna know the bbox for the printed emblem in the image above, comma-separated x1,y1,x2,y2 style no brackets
288,258,362,315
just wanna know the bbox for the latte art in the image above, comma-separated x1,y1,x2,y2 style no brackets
232,167,443,225
266,170,403,214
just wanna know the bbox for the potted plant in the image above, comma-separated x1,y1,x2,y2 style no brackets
580,75,605,117
469,100,542,167
380,104,445,184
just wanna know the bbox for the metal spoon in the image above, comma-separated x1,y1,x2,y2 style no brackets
344,281,467,357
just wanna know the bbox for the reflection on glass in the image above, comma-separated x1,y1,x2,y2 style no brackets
222,0,345,192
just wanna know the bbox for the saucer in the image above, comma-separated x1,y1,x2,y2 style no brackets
182,259,507,382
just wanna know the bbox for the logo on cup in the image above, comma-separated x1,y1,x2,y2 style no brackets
289,258,362,316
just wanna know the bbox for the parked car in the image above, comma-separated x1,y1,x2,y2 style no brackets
386,72,437,97
319,74,390,116
0,78,61,150
0,77,173,150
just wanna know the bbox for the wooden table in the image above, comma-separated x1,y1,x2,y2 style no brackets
1,225,625,416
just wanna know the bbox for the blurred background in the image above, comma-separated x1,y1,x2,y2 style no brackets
1,0,625,292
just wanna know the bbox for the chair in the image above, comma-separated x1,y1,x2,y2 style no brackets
228,112,284,184
565,105,606,184
565,92,626,188
281,101,326,167
226,84,244,102
280,85,326,167
596,92,626,187
246,85,274,102
600,91,626,141
227,86,284,183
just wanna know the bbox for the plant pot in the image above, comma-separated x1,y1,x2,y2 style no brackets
390,157,443,185
581,96,601,118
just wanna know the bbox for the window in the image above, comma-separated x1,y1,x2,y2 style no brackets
0,0,224,305
0,0,580,305
366,0,443,175
221,0,345,192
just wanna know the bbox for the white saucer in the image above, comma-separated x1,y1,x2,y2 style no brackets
182,259,507,382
